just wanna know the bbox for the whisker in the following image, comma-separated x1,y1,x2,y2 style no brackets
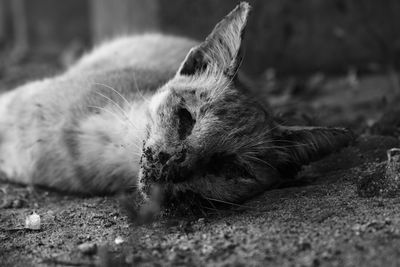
93,83,148,136
131,73,149,103
201,195,223,214
249,144,312,151
95,91,126,114
88,105,126,124
263,122,285,136
270,139,308,144
87,105,142,151
242,154,276,171
93,82,132,107
202,196,254,209
95,91,140,131
236,139,310,151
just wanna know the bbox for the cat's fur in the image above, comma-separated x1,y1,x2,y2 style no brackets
0,3,353,204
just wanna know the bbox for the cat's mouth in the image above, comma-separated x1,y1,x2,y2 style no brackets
139,149,256,207
140,149,253,185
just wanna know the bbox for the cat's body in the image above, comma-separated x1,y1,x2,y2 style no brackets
0,3,353,208
0,34,197,193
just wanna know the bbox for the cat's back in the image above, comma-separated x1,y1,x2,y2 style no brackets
68,33,198,76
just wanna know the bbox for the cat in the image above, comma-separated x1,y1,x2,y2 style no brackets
0,2,353,209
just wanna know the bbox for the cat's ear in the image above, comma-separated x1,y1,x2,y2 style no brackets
177,2,251,77
272,126,355,177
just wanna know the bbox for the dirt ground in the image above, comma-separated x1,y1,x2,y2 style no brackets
1,62,400,266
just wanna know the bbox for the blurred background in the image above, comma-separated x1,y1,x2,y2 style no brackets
0,0,400,132
0,0,399,75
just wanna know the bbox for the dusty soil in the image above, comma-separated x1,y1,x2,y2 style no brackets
1,64,400,266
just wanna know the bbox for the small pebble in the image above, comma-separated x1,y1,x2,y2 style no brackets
25,212,41,230
114,236,124,245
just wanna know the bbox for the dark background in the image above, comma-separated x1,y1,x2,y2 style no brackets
0,0,399,77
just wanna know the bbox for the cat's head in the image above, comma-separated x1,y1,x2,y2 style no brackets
137,2,353,209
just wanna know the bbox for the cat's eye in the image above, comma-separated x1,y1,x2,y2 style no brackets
177,107,195,140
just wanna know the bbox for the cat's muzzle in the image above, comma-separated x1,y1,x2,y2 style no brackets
140,144,192,187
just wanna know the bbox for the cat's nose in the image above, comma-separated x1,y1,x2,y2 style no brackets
155,146,189,182
157,146,186,165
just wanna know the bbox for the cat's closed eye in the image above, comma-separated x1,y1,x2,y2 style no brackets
177,107,195,140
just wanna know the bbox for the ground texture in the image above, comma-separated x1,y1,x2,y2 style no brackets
1,65,400,266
